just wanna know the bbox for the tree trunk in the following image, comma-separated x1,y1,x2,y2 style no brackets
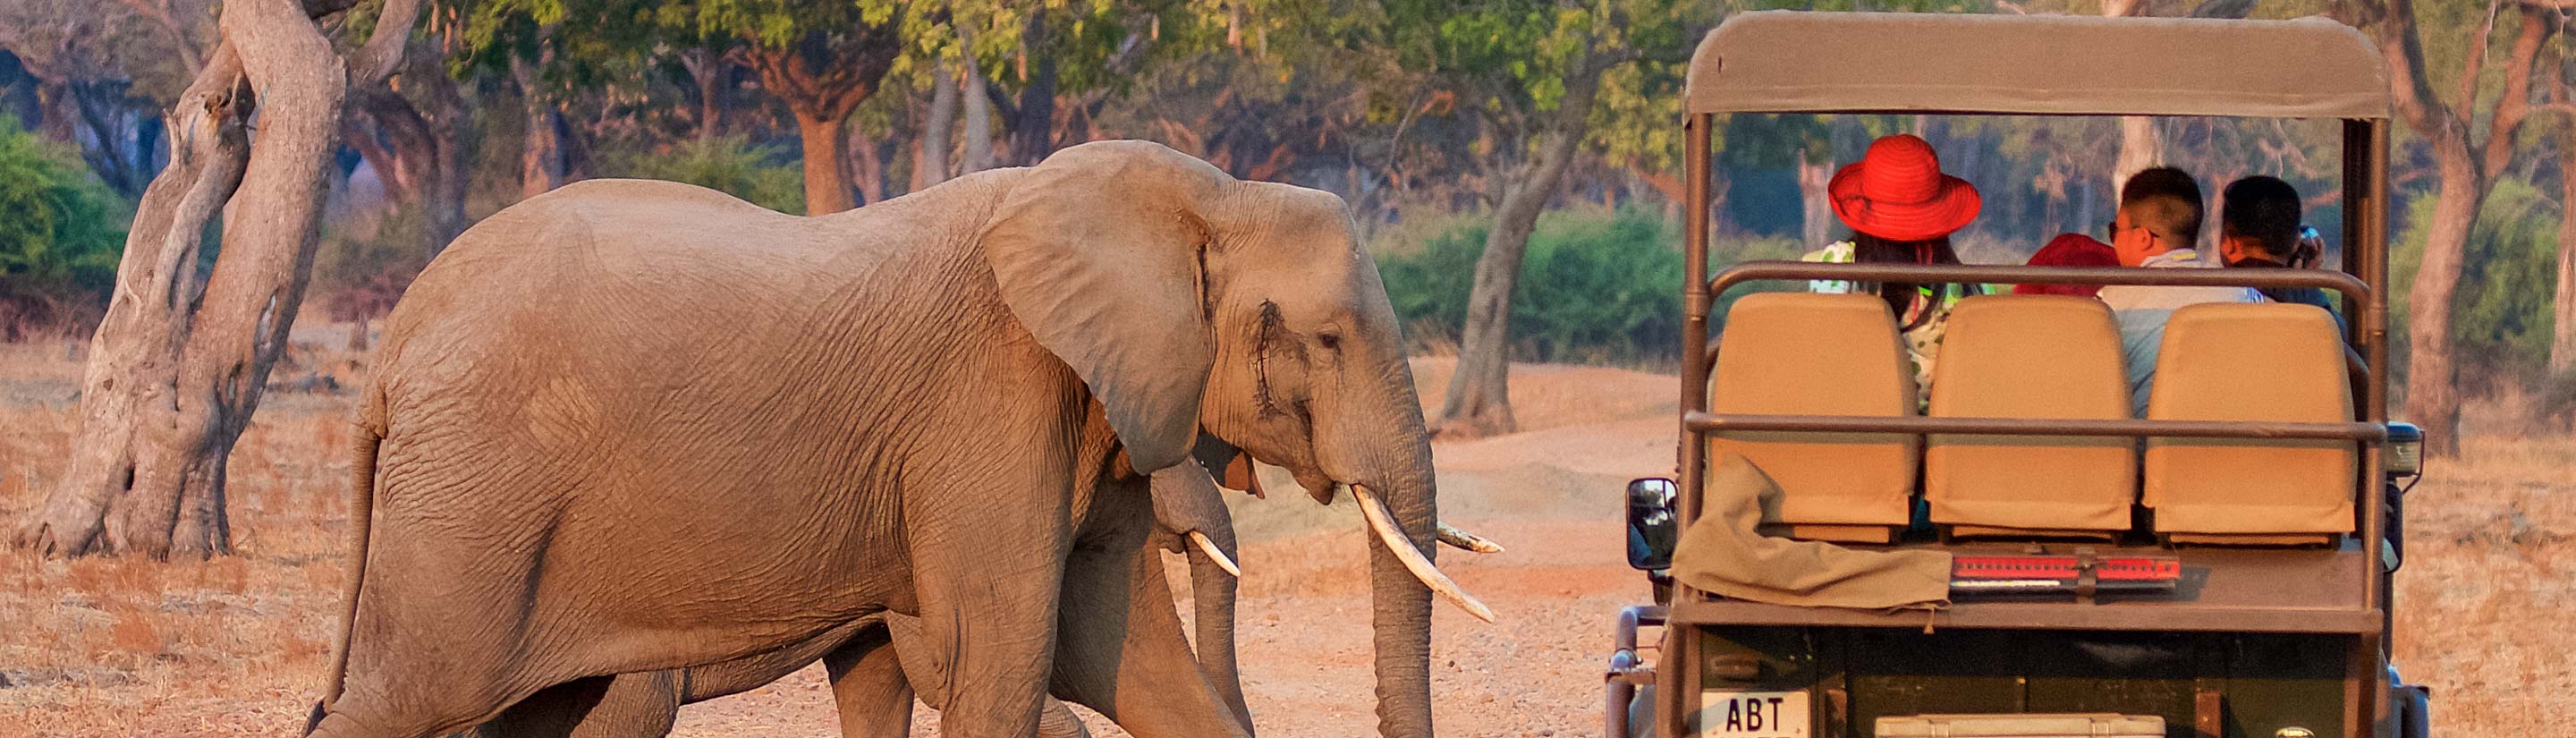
1007,13,1058,165
2105,0,2159,200
913,58,958,191
850,125,885,205
962,65,995,174
2405,147,2480,456
2112,116,2161,204
1797,148,1833,248
13,0,418,559
2553,129,2576,374
347,78,469,247
793,107,855,214
687,44,726,146
2373,0,2550,455
1434,47,1605,439
742,28,899,215
513,53,564,199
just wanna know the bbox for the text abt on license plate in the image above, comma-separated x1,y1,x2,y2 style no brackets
1695,690,1809,738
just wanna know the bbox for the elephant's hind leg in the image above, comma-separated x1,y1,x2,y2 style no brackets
820,628,912,738
312,512,567,738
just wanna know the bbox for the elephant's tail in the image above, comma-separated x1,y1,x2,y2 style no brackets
309,395,386,734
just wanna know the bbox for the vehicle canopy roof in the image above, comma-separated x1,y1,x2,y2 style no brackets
1686,11,2390,120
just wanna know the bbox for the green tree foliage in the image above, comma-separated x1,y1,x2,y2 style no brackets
1379,210,1683,363
2393,175,2562,390
0,115,128,336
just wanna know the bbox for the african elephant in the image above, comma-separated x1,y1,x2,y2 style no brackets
304,140,1485,738
465,455,1251,738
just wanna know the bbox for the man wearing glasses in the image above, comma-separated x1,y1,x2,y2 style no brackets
2095,167,2266,417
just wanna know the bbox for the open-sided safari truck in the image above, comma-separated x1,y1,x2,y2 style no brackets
1605,12,2434,738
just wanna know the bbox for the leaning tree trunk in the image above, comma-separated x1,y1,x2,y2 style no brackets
12,0,421,559
2404,147,2482,457
1435,48,1604,439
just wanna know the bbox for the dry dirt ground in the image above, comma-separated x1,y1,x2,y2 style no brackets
0,339,2570,736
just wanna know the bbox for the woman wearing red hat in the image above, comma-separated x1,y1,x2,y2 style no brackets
1801,133,1985,400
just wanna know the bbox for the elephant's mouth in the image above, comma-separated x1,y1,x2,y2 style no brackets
1236,460,1500,623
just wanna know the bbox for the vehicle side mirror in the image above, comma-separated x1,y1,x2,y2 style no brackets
1625,478,1679,572
2385,422,2422,479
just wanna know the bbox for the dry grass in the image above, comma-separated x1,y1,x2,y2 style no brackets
0,342,354,736
0,341,2568,735
2390,433,2576,734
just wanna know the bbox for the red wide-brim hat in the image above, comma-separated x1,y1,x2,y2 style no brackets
1828,134,1982,242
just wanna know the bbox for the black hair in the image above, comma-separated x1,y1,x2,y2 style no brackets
2221,175,2302,259
1849,232,1963,331
2119,166,2204,245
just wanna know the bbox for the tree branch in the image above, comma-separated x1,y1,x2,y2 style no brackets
114,0,208,75
2481,6,2554,175
347,0,424,86
2379,0,2460,144
2454,0,2506,123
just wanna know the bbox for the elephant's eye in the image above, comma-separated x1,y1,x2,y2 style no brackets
1317,332,1342,351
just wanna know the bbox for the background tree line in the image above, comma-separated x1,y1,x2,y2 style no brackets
2,0,2573,556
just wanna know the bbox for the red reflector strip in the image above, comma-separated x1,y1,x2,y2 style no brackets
1952,556,2181,581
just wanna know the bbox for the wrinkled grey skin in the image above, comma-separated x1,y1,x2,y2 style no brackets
463,459,1249,738
307,140,1442,738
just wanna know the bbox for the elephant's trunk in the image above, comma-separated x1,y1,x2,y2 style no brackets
1190,523,1250,732
1363,430,1440,738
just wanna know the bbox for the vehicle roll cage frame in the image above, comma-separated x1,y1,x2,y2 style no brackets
1663,89,2394,738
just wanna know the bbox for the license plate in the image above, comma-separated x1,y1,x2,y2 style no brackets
1694,690,1809,738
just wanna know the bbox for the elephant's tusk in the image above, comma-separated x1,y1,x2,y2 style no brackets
1436,522,1505,555
1352,484,1497,624
1190,530,1241,577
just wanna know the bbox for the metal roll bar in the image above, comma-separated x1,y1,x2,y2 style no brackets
1706,261,2371,301
1685,412,2388,442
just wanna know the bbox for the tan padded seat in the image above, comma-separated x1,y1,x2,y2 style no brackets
1925,295,2135,539
2144,302,2356,545
1708,293,1918,543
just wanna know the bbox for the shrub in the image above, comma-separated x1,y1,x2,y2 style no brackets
597,135,804,215
0,115,130,340
1377,209,1695,365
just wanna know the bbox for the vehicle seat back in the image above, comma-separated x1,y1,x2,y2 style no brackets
1924,295,2135,539
1707,293,1919,543
2144,302,2356,545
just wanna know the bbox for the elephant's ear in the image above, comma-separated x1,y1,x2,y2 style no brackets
980,141,1231,472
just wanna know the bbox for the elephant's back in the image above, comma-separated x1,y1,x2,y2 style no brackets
366,173,1021,457
384,180,849,361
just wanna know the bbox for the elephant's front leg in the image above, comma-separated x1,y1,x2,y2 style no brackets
902,455,1075,738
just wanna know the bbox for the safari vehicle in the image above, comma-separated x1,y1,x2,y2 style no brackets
1604,13,2433,738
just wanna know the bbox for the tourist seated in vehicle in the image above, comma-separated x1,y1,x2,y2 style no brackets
2219,175,2340,315
1801,133,1986,401
2090,166,2265,416
2012,233,2119,297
